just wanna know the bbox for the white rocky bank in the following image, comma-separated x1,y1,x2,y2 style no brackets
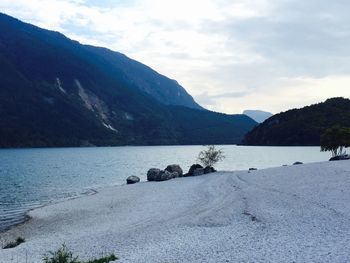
1,161,350,262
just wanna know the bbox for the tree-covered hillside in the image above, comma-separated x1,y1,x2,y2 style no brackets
0,13,256,147
243,97,350,146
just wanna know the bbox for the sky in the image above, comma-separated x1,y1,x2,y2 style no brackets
1,0,350,114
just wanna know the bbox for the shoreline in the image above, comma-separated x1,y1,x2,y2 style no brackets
1,161,350,262
0,188,100,234
0,163,297,234
0,162,292,234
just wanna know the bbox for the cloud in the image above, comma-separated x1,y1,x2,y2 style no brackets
196,90,249,108
1,0,350,113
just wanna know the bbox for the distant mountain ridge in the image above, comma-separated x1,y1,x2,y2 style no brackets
243,97,350,146
243,110,273,123
0,13,256,147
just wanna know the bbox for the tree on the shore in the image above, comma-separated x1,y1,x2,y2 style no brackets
197,145,225,167
320,126,350,157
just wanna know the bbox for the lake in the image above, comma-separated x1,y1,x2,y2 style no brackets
0,145,330,232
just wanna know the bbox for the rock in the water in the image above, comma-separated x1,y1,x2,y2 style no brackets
249,168,258,171
165,164,183,177
188,164,203,176
147,168,161,181
204,166,216,174
293,162,303,165
126,176,140,184
193,168,205,176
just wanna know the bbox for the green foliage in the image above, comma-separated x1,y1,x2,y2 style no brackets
43,244,80,263
320,126,350,157
43,244,118,263
16,237,25,244
197,145,225,167
2,237,25,249
243,97,350,146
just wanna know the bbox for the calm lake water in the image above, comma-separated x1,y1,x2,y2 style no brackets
0,145,330,232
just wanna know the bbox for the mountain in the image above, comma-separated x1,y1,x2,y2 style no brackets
242,97,350,146
243,110,273,123
84,46,203,110
0,13,256,147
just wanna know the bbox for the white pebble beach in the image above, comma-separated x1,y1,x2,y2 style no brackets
1,160,350,262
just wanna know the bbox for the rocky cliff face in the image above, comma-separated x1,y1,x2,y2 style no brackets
0,13,256,147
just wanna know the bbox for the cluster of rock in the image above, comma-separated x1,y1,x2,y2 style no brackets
147,164,182,182
147,164,216,182
126,164,216,184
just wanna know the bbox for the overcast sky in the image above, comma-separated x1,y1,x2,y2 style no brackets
1,0,350,114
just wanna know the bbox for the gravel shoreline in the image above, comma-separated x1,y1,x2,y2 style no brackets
1,161,350,262
0,188,99,234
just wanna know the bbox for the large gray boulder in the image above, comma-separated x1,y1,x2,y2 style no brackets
186,164,203,176
204,166,216,174
165,164,183,177
155,170,177,181
193,168,205,176
147,168,161,181
126,176,140,184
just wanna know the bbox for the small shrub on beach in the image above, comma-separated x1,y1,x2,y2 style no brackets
43,244,79,263
197,145,225,167
43,244,118,263
2,237,25,249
